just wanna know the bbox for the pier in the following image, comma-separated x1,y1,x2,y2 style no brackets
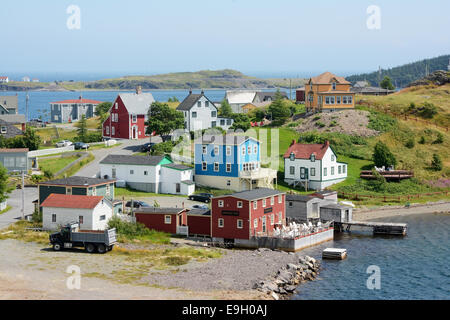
335,221,407,236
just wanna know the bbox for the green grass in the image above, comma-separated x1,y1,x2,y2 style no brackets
115,186,183,198
0,220,49,244
0,205,12,215
38,155,82,175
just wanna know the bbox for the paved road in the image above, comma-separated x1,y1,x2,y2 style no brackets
0,188,38,230
75,137,161,178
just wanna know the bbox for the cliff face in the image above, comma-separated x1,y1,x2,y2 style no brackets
407,70,450,87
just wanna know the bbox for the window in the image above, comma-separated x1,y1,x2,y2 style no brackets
202,162,207,171
270,214,274,225
205,101,209,108
115,102,118,109
254,145,257,154
100,215,106,221
214,162,219,172
278,195,282,203
226,163,231,172
290,166,295,175
253,201,257,210
106,126,110,135
343,165,346,174
278,212,282,224
332,82,336,90
218,218,224,228
214,146,219,155
211,121,216,127
111,126,115,135
331,154,335,161
324,168,327,176
242,147,245,155
192,112,197,118
226,146,231,156
52,214,56,223
220,119,225,126
66,187,72,195
310,154,315,162
106,184,110,196
347,96,353,104
338,166,342,174
227,180,231,186
311,168,316,176
144,171,148,175
202,145,207,154
197,101,201,108
130,169,134,175
247,146,252,154
343,96,348,104
165,215,172,224
288,201,293,208
226,119,232,125
336,96,341,104
270,197,274,205
237,201,243,208
79,216,84,224
331,167,335,175
92,187,97,196
237,219,243,229
254,219,258,228
218,200,224,208
211,111,216,117
262,198,266,207
132,115,137,123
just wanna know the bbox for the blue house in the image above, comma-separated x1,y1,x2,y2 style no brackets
194,135,277,191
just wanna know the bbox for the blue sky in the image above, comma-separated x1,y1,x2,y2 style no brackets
1,0,449,77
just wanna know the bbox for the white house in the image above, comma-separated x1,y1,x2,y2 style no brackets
99,154,195,195
225,90,257,113
177,90,233,132
0,77,9,84
284,141,347,191
41,194,113,231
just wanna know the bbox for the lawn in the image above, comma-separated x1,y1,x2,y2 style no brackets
38,155,82,175
36,127,78,147
115,186,183,198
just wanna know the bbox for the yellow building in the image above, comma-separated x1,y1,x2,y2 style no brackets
305,72,355,112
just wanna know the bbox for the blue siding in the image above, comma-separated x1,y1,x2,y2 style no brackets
194,138,260,177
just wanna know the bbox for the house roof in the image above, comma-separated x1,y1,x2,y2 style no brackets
39,176,115,187
119,92,155,115
40,194,104,209
284,141,330,160
100,154,169,166
286,194,319,202
0,77,8,80
176,92,217,111
51,98,103,104
163,163,193,171
135,207,186,214
214,188,285,201
195,134,259,146
318,91,353,95
320,203,352,210
350,86,395,94
0,95,18,111
0,114,26,124
254,91,287,102
0,148,28,153
188,208,211,216
309,72,350,85
225,90,257,104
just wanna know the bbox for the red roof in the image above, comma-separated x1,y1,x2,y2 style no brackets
40,194,104,209
0,76,8,79
0,148,29,153
284,141,330,160
51,98,102,104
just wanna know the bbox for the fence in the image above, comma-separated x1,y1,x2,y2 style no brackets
338,190,449,203
28,145,75,157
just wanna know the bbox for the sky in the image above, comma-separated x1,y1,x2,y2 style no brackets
1,0,449,78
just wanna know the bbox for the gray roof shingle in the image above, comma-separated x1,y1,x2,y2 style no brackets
286,194,318,202
100,154,168,166
39,176,115,187
176,93,202,111
119,92,155,115
135,207,185,214
163,163,193,171
215,188,284,201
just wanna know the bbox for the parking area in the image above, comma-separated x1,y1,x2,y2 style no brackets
0,187,37,229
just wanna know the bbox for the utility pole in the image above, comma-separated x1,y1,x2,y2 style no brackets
21,170,25,220
25,91,29,123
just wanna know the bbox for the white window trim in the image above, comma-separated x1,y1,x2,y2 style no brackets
226,146,231,156
214,162,219,172
218,200,224,208
202,162,207,171
237,219,243,229
218,218,224,228
253,201,257,210
164,215,172,224
202,145,207,154
237,201,243,208
262,199,266,207
226,163,231,172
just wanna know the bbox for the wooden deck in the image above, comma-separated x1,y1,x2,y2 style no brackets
336,221,407,236
360,170,414,181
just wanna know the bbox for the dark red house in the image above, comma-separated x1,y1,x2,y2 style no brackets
186,209,211,237
102,86,155,140
211,188,286,242
296,87,305,103
135,207,188,234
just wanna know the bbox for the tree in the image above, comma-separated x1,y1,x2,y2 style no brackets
76,115,88,142
380,76,395,90
268,90,291,126
431,154,442,171
230,113,251,131
168,97,179,103
22,127,41,151
433,132,444,144
372,141,397,168
146,102,184,141
95,102,112,129
0,163,13,203
219,99,233,118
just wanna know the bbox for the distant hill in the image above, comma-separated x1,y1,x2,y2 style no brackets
0,69,305,91
347,55,450,88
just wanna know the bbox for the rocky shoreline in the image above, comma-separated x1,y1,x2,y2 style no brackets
253,252,320,300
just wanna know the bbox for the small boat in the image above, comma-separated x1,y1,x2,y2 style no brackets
322,248,347,260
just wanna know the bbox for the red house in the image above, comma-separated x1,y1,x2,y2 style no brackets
135,207,188,234
211,188,286,242
102,86,155,140
186,209,212,237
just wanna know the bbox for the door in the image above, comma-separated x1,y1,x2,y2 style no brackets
262,216,266,233
300,167,309,180
132,126,137,139
176,183,180,193
345,210,350,222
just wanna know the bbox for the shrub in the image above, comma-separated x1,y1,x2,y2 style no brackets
418,102,438,119
151,141,175,155
373,141,397,168
419,136,426,144
316,121,326,128
368,111,397,132
433,132,444,144
431,154,443,171
329,120,338,127
312,115,321,121
405,138,415,149
107,216,170,244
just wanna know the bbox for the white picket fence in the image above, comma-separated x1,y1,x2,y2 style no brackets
29,145,75,157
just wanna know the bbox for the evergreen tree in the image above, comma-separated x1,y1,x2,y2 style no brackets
219,99,233,117
22,126,41,151
372,141,397,168
268,90,290,126
380,76,395,90
76,115,88,142
431,154,443,171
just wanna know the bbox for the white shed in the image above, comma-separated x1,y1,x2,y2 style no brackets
41,194,113,231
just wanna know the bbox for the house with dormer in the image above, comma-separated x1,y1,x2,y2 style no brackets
305,72,355,112
177,90,234,132
284,140,347,191
194,134,277,191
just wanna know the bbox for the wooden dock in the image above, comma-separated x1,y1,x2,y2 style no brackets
336,221,407,236
360,170,414,181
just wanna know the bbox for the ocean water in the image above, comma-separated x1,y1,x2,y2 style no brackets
0,89,291,121
292,213,450,300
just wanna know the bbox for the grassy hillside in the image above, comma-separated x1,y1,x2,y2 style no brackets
347,54,450,87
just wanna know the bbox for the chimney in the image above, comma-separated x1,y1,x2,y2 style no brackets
201,89,204,95
21,123,26,132
136,86,142,95
324,140,330,148
189,89,192,94
290,139,296,146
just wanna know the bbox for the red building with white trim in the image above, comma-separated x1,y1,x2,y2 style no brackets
103,87,155,140
135,207,188,234
211,188,286,242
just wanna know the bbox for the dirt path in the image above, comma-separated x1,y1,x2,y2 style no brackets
353,201,450,221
